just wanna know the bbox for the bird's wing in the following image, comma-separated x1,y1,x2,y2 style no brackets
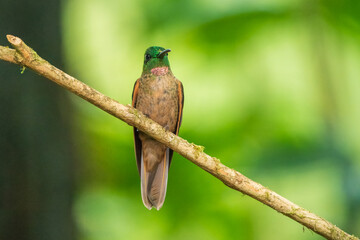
168,80,184,165
175,80,184,135
132,79,142,174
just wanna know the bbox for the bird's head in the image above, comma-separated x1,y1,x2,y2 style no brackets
142,46,171,75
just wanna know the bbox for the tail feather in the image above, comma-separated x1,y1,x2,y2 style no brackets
141,148,169,210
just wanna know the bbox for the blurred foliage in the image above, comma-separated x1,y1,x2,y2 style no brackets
60,0,360,239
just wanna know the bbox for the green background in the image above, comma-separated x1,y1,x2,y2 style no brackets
1,0,360,239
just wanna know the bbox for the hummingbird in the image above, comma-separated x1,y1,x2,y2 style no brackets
132,46,184,210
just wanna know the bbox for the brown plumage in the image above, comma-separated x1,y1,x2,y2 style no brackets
132,47,184,210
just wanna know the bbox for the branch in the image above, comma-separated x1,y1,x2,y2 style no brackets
0,35,357,240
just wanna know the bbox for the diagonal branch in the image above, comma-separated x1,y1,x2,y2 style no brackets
0,35,358,240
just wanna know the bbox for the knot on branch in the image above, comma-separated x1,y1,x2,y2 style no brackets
6,35,40,65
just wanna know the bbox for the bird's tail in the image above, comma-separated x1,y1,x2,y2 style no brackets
140,148,169,210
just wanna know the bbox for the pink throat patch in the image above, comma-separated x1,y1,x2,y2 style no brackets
151,67,169,76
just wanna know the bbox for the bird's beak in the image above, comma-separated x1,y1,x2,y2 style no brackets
158,49,171,59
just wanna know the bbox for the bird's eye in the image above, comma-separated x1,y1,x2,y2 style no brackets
145,54,151,63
